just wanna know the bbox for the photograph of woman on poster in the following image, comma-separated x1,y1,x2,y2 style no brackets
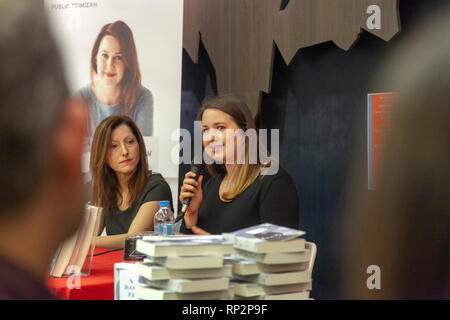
78,20,153,137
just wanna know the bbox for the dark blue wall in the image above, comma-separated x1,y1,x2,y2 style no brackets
178,0,449,299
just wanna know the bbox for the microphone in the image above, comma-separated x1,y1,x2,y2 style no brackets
175,160,204,223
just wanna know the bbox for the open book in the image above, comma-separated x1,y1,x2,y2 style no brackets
49,203,102,277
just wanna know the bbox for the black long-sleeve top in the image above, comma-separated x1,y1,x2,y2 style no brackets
180,167,299,234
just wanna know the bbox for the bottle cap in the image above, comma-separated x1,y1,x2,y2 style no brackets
159,200,170,207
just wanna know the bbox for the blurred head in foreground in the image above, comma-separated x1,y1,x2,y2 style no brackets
0,0,87,297
341,11,450,299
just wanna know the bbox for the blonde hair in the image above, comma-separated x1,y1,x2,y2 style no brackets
198,95,271,200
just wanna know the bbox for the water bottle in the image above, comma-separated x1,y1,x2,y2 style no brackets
153,200,174,235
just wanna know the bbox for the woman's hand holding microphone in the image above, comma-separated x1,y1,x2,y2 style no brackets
179,171,204,229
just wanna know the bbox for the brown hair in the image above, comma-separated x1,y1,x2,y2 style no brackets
197,95,270,200
90,115,150,211
90,20,141,114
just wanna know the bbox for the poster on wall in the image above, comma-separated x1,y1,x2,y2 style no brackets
367,92,397,190
44,0,183,183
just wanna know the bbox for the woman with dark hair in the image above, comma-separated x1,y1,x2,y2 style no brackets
79,20,153,137
179,95,299,234
91,115,172,249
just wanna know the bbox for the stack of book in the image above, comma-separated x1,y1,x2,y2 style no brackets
223,223,313,300
134,235,234,300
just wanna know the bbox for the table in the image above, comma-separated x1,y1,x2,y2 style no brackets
46,247,124,300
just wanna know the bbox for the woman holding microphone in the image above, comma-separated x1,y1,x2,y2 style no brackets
179,95,299,234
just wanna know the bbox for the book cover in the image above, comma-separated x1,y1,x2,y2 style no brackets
224,223,305,241
223,223,306,253
367,92,397,190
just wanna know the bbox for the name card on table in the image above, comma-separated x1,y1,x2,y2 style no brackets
114,263,138,300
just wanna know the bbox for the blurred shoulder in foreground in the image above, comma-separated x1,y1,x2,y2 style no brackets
341,10,450,299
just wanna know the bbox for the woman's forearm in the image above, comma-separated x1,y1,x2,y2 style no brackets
183,209,199,229
96,233,131,249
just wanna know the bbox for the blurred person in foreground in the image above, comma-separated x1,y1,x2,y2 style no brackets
341,11,449,299
0,0,87,299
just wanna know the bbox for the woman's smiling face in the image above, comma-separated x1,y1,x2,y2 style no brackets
95,35,125,86
201,108,244,164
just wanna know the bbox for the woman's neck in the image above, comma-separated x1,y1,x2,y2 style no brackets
116,172,133,209
116,171,133,193
224,163,239,182
92,82,121,106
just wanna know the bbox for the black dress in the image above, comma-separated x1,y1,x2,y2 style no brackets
106,173,173,235
181,167,299,234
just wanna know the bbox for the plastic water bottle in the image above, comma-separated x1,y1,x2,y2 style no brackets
153,200,174,236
